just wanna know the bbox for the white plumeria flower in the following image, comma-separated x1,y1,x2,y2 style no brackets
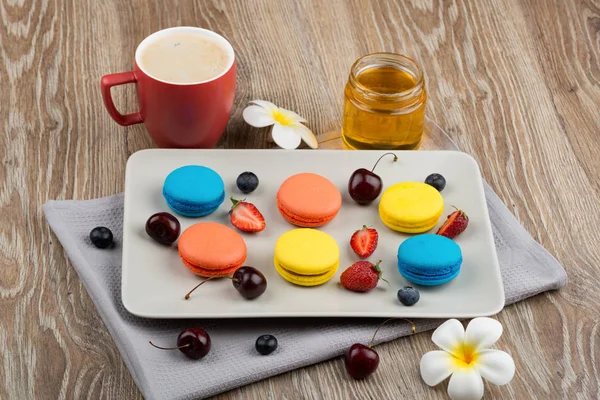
420,318,515,400
242,100,318,150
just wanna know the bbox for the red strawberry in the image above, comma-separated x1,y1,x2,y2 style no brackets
340,260,388,292
350,226,378,258
230,198,266,232
436,207,469,239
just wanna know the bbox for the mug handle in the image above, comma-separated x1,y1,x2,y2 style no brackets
100,72,144,126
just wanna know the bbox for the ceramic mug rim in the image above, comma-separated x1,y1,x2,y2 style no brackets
134,26,235,86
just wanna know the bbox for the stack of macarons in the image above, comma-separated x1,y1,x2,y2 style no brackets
397,234,462,286
163,165,225,217
379,182,444,233
277,173,342,227
273,228,340,286
178,222,247,277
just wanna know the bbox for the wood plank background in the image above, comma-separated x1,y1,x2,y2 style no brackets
1,0,599,398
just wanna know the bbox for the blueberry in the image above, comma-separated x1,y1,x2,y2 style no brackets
236,172,259,194
255,334,278,355
89,226,113,249
397,286,420,306
425,173,446,192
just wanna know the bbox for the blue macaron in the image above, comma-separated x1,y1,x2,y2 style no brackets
162,165,225,217
397,234,462,286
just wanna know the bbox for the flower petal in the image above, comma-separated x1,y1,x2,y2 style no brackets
420,350,456,387
272,124,302,149
464,318,503,351
447,368,484,400
243,105,275,128
432,319,465,357
293,124,318,149
476,349,515,386
277,107,308,124
249,100,279,113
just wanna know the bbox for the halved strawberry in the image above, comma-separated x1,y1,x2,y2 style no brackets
230,198,266,232
436,207,469,239
350,226,378,258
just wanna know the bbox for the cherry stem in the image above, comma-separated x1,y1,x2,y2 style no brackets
368,318,416,348
148,341,191,351
371,152,398,172
184,277,216,300
184,276,239,300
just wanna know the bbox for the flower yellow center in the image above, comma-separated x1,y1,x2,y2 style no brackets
451,342,479,368
271,110,294,126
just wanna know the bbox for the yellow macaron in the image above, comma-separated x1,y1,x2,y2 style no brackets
274,228,340,286
379,182,444,233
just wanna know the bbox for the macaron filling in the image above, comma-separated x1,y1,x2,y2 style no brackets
277,198,339,227
276,260,337,277
398,262,461,286
182,257,241,277
274,258,339,286
180,253,243,271
380,210,443,233
164,190,225,217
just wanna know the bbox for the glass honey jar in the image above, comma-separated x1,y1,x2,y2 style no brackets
342,53,427,150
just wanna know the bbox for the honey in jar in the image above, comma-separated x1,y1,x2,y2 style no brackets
342,53,427,150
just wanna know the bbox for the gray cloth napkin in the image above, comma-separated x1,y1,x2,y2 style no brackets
43,182,567,400
44,115,567,400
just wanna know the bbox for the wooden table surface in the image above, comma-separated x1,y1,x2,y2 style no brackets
2,0,599,398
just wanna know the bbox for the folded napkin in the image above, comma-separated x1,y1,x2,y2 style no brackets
43,130,567,400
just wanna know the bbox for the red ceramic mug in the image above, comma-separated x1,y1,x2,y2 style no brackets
100,27,236,148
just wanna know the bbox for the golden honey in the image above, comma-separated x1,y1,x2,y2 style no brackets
342,53,426,150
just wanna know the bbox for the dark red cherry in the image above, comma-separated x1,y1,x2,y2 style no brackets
184,266,267,300
232,266,267,299
149,328,211,360
348,153,397,205
145,212,180,245
344,318,416,380
348,169,383,205
345,343,379,379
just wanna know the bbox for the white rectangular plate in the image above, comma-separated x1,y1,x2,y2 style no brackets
123,149,504,319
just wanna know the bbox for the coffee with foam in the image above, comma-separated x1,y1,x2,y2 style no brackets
138,31,232,83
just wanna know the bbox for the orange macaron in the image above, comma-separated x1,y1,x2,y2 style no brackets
276,173,342,227
178,222,247,277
